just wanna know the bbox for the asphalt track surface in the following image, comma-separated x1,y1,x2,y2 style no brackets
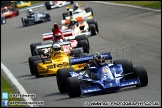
1,1,161,107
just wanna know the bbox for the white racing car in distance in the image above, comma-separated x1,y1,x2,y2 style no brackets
45,1,73,10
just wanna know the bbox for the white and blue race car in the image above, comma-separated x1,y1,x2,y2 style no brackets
56,51,148,98
45,1,73,10
21,11,51,27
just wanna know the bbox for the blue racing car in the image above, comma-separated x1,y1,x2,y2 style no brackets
56,51,148,98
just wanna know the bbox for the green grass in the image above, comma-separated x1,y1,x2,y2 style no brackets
1,75,25,107
107,1,161,9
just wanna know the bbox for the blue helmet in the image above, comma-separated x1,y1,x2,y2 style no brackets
74,3,79,10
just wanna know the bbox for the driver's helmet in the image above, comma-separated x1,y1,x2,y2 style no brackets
27,9,33,15
55,33,62,39
70,18,76,25
93,52,105,65
4,7,8,11
54,23,59,29
74,3,79,11
53,43,61,53
69,18,76,29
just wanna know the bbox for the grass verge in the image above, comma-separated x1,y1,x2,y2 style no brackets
1,75,25,107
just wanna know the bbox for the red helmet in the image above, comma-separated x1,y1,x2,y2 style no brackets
54,23,58,29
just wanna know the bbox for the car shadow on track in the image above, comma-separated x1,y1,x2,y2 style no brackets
17,21,51,28
18,74,33,77
22,74,56,80
53,87,139,101
43,92,67,97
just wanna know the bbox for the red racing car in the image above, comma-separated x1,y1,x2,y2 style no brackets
1,6,19,18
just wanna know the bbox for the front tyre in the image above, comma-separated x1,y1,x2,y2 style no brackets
67,77,81,98
134,66,148,87
56,68,74,93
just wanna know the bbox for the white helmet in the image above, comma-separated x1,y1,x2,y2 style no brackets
27,9,33,14
53,44,61,51
4,7,7,10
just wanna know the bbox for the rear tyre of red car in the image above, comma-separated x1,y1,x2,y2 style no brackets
67,77,81,98
56,68,74,93
30,42,42,56
134,66,148,87
29,55,41,75
71,48,83,57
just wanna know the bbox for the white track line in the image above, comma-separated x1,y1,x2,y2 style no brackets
89,1,161,12
1,62,38,107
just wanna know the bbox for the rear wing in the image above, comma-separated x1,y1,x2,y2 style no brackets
36,41,71,50
42,29,73,41
1,6,14,10
70,51,112,65
66,2,85,10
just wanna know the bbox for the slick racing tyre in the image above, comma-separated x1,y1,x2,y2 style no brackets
56,68,74,93
75,35,90,53
87,19,99,33
34,60,43,78
85,7,93,16
113,59,136,80
29,55,41,75
134,66,148,87
71,48,83,57
45,2,51,10
77,40,90,54
67,77,81,98
30,42,42,56
62,12,69,20
89,24,97,36
21,18,27,27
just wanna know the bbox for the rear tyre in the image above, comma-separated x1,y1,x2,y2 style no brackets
45,13,50,20
56,68,74,93
16,9,19,16
30,42,42,56
77,40,89,54
28,55,41,75
79,53,89,57
70,1,73,4
89,24,97,36
134,66,148,87
45,2,51,10
86,19,99,33
113,59,135,80
85,7,93,16
71,48,83,57
67,77,81,98
21,18,26,27
62,12,69,20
